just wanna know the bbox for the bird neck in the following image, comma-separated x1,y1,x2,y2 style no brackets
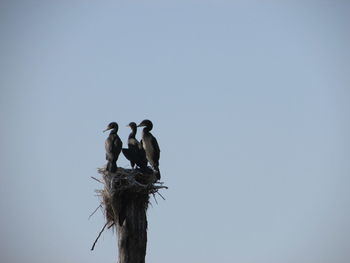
110,128,118,135
129,128,136,139
143,127,152,134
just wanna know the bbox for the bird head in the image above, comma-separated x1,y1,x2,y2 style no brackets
137,119,153,130
103,122,118,132
127,122,137,130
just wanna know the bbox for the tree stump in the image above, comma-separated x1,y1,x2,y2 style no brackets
92,167,167,263
117,192,148,263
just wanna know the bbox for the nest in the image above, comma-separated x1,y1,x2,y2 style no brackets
91,167,167,251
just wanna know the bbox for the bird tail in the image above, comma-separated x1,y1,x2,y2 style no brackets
155,167,161,180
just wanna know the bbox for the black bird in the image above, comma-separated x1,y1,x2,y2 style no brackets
138,119,161,179
122,122,148,169
103,122,123,173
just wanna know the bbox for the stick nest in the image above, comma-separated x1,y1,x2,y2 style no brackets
94,167,168,228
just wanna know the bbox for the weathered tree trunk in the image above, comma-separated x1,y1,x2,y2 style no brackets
94,168,167,263
116,193,149,263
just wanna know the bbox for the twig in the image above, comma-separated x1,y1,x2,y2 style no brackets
88,204,102,220
91,222,109,251
91,176,103,183
152,185,168,190
157,191,166,200
152,193,158,204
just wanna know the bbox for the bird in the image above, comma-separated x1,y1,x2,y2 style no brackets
103,122,123,173
122,122,148,169
138,119,161,179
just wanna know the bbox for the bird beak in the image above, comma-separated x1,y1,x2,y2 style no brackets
103,127,111,132
137,123,144,127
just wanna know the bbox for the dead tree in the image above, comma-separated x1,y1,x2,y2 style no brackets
91,167,167,263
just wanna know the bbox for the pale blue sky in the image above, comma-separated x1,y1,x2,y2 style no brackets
1,1,350,263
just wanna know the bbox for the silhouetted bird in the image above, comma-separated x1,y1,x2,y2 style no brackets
138,119,161,179
104,122,122,173
122,122,148,169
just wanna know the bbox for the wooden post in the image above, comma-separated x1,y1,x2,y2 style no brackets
92,168,167,263
117,193,149,263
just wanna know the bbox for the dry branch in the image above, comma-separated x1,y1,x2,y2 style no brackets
91,222,108,251
88,204,102,220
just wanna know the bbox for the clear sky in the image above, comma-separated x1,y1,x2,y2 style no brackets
1,1,349,262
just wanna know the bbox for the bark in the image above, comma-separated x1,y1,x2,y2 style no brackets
116,193,149,263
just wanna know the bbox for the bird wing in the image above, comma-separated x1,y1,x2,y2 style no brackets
136,139,148,168
105,135,114,153
151,136,160,161
105,135,115,160
114,136,123,155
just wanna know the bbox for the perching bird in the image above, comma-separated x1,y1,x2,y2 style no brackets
122,122,148,169
103,122,123,173
138,119,161,179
